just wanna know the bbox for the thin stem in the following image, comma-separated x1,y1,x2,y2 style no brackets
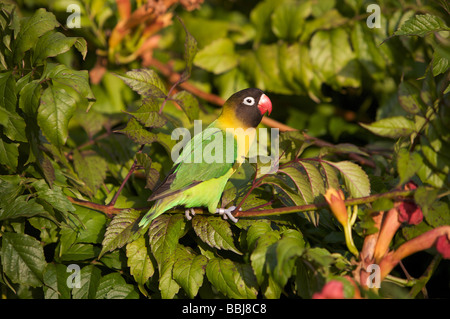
108,145,145,207
234,189,415,218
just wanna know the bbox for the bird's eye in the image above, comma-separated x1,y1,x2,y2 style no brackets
243,96,255,106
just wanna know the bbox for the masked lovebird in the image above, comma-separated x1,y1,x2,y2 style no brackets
138,88,272,229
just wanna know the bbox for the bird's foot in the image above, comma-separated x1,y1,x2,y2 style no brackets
215,206,241,223
185,208,196,221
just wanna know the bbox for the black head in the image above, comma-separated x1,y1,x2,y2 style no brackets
222,88,272,128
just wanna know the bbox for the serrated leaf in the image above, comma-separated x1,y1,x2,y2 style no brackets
116,69,167,98
0,195,48,221
266,230,305,288
246,221,272,252
398,81,425,114
45,64,94,101
310,28,360,89
18,80,41,116
127,97,167,128
394,14,450,37
95,273,139,299
271,2,309,40
0,106,27,142
192,215,241,254
279,165,314,204
72,150,107,196
43,263,72,299
194,38,238,74
32,31,84,64
13,8,60,63
126,236,155,286
178,16,198,82
324,160,370,198
320,161,340,190
0,71,16,112
148,214,186,262
172,90,199,123
360,116,416,139
72,265,102,299
397,148,423,185
31,179,75,214
206,258,258,299
100,209,142,257
0,138,19,170
37,84,76,148
172,246,208,299
1,232,47,287
148,214,185,299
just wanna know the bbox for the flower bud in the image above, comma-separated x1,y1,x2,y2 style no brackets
324,188,348,226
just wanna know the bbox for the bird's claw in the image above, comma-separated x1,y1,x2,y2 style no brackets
185,208,196,221
215,206,241,223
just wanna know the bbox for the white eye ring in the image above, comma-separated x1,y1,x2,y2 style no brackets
243,96,255,106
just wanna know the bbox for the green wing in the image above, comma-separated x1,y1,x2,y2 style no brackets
148,123,237,201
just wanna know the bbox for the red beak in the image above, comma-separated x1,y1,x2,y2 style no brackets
258,94,272,116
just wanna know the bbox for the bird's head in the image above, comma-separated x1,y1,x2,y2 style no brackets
221,88,272,129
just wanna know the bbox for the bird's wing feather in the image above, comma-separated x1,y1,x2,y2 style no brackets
148,125,237,202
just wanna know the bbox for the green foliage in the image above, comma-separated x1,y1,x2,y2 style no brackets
0,0,449,300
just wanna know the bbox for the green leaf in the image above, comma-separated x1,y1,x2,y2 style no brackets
0,175,24,206
127,97,167,128
324,160,371,198
398,81,425,114
37,84,77,148
0,195,48,221
432,50,449,77
194,38,238,74
0,106,27,142
266,230,305,288
279,165,314,204
0,138,19,170
148,214,186,264
116,69,167,98
100,209,142,257
13,8,60,63
320,161,340,190
126,236,155,287
72,150,108,196
192,215,241,255
178,16,198,82
18,80,41,116
32,31,85,64
271,2,309,40
172,246,208,299
43,263,72,299
0,71,16,112
396,148,423,185
31,179,75,214
206,258,258,299
394,14,450,37
95,273,139,299
310,28,360,89
1,232,47,287
45,64,94,101
171,90,200,123
72,265,102,299
360,116,416,139
149,214,185,299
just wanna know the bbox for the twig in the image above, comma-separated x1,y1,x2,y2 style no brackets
234,189,415,218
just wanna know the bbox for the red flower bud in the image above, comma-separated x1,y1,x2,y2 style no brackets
397,201,423,225
436,235,450,259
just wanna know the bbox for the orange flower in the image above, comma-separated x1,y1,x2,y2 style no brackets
324,188,348,226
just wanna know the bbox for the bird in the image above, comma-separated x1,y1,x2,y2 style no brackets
138,88,272,229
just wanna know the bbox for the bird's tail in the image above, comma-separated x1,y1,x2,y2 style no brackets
138,198,175,229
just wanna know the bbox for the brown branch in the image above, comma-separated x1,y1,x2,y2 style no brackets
234,189,415,218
